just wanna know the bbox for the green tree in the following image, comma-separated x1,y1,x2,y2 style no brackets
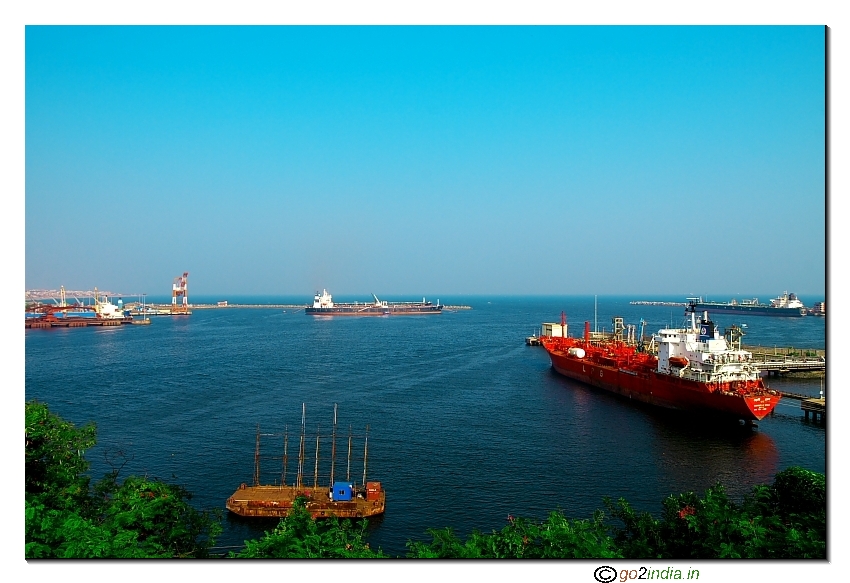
232,497,383,558
606,467,826,559
25,401,221,558
26,400,96,511
406,511,621,558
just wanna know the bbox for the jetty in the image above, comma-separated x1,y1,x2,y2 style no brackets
776,391,826,423
742,345,825,376
801,398,826,422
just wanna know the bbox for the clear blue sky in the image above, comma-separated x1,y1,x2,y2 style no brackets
25,25,825,298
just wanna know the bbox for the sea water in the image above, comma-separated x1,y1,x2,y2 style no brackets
24,295,826,556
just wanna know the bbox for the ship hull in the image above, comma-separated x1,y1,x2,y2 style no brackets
694,303,805,317
546,349,778,421
306,305,442,316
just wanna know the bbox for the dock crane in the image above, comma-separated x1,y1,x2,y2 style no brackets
172,272,189,314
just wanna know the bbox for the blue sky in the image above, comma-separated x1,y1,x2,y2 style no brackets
25,25,826,297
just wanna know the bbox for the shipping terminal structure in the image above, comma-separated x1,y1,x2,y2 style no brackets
25,287,134,328
171,272,190,315
305,289,442,316
540,304,781,422
226,404,385,519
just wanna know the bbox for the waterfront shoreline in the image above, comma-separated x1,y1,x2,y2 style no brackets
137,303,473,310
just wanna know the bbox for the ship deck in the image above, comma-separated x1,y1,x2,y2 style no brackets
226,484,386,519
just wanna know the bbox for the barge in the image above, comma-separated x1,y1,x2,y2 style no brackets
226,404,386,519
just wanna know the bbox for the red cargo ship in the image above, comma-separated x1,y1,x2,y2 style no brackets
540,306,780,421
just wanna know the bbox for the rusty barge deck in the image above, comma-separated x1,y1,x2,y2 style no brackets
227,404,385,520
226,483,386,519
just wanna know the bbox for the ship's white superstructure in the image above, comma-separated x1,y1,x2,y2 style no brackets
655,310,760,384
770,291,804,309
92,288,126,320
313,289,335,309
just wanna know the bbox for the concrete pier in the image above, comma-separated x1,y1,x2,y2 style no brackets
801,398,826,423
744,345,825,376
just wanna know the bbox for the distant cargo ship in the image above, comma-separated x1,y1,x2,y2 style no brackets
692,292,806,317
305,289,442,316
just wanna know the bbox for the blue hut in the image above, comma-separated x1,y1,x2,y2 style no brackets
331,482,354,501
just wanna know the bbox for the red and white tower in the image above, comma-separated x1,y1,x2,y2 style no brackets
171,272,189,314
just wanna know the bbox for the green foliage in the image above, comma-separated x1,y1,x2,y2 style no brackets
25,400,221,558
94,475,223,557
26,401,96,510
406,468,825,559
231,499,383,558
606,468,826,559
772,466,825,517
405,527,480,558
406,511,621,558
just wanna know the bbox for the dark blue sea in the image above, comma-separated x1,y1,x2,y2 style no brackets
24,295,826,557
